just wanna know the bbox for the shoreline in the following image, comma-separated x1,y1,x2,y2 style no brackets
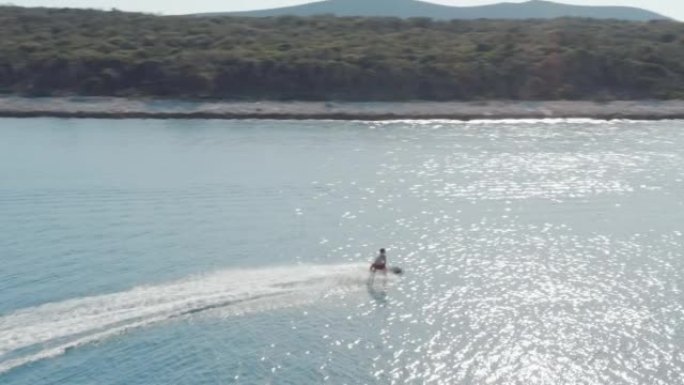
1,97,684,121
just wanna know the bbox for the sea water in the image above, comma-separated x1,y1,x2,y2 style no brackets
0,118,682,384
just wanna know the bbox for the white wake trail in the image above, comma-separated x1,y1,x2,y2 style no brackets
0,263,369,374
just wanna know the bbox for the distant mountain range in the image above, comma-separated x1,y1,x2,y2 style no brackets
207,0,668,21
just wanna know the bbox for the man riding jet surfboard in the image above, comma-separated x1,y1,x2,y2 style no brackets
370,248,388,273
369,248,402,281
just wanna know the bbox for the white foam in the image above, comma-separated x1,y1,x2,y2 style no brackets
0,263,369,374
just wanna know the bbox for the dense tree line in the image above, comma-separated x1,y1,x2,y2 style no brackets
0,6,683,100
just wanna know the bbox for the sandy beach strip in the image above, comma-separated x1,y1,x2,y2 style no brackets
1,97,684,120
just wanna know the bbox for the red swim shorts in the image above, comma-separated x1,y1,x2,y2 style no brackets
371,263,387,271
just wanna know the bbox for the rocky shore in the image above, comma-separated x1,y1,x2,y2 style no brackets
1,97,684,120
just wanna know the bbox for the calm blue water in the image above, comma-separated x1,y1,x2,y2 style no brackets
0,118,682,385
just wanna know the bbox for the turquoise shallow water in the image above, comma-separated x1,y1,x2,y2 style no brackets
0,118,682,384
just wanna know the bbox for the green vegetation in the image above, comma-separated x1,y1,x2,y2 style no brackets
0,6,683,100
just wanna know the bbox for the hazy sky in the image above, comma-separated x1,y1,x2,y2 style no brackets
5,0,682,20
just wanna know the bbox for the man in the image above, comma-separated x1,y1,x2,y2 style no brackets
370,248,387,272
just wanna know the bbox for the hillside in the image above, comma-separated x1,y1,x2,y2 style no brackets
219,0,668,21
0,6,683,101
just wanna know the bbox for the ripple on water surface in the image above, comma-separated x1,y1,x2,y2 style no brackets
0,118,682,385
